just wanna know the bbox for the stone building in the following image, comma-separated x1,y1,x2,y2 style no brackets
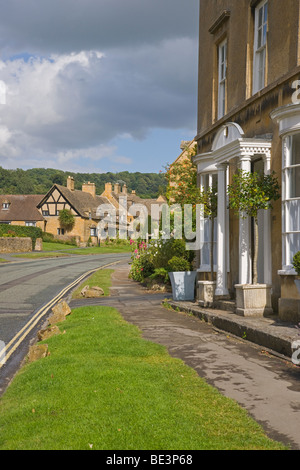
0,195,45,229
101,182,166,238
193,0,300,320
37,177,112,245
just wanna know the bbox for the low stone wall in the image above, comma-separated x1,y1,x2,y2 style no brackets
0,237,32,253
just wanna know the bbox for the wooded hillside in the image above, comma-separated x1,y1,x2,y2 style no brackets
0,167,167,199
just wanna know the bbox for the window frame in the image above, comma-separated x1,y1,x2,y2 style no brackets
253,0,268,94
218,39,227,120
281,133,300,272
198,172,218,273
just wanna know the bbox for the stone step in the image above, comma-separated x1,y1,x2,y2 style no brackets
214,299,236,313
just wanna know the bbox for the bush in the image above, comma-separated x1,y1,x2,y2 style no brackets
58,209,75,231
41,232,55,242
167,256,191,272
148,238,194,270
293,251,300,275
149,268,170,284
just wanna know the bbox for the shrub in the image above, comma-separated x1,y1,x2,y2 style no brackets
129,240,155,282
41,232,55,242
293,251,300,276
167,256,191,272
58,209,75,231
148,238,194,270
149,268,170,284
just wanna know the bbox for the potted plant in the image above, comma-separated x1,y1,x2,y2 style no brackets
227,169,280,316
167,256,197,301
293,251,300,294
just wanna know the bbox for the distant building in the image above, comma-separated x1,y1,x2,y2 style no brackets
193,0,300,320
101,182,166,238
0,195,45,229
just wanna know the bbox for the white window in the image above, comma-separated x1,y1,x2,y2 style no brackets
282,133,300,270
218,40,227,119
25,221,36,227
2,203,10,210
253,0,268,94
90,227,97,237
199,173,218,271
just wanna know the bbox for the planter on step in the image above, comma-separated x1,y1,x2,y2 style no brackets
235,284,273,317
197,280,216,307
168,271,197,301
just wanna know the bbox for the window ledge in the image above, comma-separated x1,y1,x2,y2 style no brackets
278,269,297,276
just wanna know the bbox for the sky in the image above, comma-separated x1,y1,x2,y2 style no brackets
0,0,199,174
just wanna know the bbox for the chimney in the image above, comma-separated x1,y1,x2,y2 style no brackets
105,182,112,194
82,181,96,198
131,190,136,195
122,184,127,194
67,176,75,191
114,183,120,194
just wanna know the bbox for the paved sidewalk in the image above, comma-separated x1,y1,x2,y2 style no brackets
69,261,300,450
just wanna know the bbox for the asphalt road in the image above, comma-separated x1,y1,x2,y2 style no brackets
0,252,130,393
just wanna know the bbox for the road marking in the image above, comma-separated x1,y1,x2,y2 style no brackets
0,260,122,369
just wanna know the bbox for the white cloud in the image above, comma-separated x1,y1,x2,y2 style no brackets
0,1,199,172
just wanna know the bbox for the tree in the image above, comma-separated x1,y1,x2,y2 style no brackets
164,148,200,241
227,170,280,284
164,145,198,206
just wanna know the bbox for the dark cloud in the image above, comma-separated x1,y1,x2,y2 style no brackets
0,0,199,171
0,0,199,55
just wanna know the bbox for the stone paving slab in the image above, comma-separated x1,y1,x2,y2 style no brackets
166,300,299,360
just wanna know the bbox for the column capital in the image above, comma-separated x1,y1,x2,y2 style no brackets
216,162,228,170
239,154,252,163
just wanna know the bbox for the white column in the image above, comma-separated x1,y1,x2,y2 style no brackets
239,156,252,285
263,153,272,285
215,163,229,297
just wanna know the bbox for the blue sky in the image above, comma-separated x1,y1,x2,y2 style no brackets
0,0,199,174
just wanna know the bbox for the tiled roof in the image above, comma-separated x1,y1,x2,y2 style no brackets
38,185,113,220
0,195,45,222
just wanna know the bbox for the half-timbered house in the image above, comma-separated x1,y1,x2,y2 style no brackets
37,176,112,245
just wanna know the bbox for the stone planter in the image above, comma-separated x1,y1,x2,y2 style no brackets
197,280,216,307
235,284,273,317
168,271,197,301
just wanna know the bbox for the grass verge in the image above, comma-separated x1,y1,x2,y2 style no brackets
0,305,286,450
71,268,114,299
13,242,132,259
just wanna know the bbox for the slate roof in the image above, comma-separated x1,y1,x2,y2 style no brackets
0,195,45,222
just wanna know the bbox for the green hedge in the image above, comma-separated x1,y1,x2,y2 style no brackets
0,224,42,249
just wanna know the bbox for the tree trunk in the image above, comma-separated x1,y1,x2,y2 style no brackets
210,216,214,282
253,218,259,284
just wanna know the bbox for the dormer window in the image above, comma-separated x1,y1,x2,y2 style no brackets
2,202,10,210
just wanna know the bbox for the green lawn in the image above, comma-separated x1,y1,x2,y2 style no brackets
71,269,114,299
0,305,286,450
12,242,132,259
42,241,132,254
